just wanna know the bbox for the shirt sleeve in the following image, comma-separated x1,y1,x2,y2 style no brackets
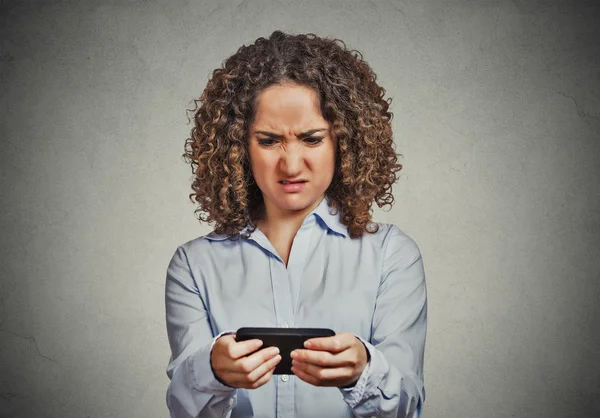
340,226,427,418
165,245,237,418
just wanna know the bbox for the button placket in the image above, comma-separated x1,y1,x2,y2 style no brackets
287,219,314,316
268,255,294,330
271,252,295,418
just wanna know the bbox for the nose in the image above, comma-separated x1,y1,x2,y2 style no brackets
279,145,304,177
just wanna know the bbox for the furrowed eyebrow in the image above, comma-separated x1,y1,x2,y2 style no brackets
255,129,327,139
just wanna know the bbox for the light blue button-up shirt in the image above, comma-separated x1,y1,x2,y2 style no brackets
165,197,427,418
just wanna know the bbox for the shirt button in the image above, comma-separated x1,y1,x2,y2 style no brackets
282,323,289,328
227,397,234,407
281,374,289,382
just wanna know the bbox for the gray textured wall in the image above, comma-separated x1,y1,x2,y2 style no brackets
1,0,599,417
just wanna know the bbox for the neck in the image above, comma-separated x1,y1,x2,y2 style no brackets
257,195,325,237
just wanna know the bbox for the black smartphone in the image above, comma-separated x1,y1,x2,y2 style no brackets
235,327,335,375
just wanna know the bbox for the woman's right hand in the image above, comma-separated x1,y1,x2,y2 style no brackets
210,334,281,389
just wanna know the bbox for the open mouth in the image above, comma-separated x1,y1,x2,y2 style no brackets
278,180,308,192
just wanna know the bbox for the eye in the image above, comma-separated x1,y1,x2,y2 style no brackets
257,138,278,147
304,137,324,145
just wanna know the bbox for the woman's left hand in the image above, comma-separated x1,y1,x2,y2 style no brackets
290,332,369,387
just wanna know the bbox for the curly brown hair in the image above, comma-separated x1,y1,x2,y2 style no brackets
183,30,402,239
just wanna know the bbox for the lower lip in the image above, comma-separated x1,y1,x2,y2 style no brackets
279,182,307,192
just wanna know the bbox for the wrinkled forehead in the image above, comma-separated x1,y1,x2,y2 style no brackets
249,83,328,134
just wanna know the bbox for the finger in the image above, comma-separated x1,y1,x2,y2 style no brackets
214,334,237,350
246,364,277,389
291,348,355,368
291,364,319,386
303,333,354,353
226,338,264,360
292,360,353,383
232,346,280,374
246,353,281,383
291,349,336,367
223,354,280,389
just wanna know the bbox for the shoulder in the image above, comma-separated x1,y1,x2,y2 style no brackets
368,222,423,264
369,224,426,292
177,234,211,254
362,222,421,249
170,230,245,264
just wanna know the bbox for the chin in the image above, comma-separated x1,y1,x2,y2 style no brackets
271,194,322,213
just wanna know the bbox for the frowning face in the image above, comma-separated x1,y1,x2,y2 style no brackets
248,82,336,220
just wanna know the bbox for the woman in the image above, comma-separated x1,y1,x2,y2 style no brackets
165,30,427,418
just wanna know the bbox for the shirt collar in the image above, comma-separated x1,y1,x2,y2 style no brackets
310,196,349,237
205,196,349,241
